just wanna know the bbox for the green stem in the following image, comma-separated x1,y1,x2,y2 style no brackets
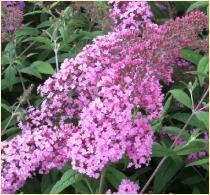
18,70,30,107
54,40,59,72
189,89,195,112
2,84,34,133
85,178,94,194
99,166,107,194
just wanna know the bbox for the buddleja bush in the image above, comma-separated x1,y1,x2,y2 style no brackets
1,1,209,194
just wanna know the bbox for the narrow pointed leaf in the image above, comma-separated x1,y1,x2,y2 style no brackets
170,89,192,109
50,169,83,194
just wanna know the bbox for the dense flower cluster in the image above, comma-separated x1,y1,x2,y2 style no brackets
2,1,25,11
1,0,208,193
107,179,140,194
1,1,25,42
109,1,153,31
176,58,194,70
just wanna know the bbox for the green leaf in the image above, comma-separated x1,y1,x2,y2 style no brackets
31,61,54,75
152,123,162,133
24,10,43,16
96,1,110,9
185,70,209,78
129,167,152,181
170,89,192,109
181,175,203,185
154,156,183,193
80,31,105,40
2,127,21,138
186,157,209,167
1,103,11,113
41,174,53,193
163,95,172,113
20,177,41,194
201,164,209,171
5,42,15,59
37,50,51,61
188,129,201,143
106,166,127,189
1,102,10,120
1,77,27,91
4,65,17,90
26,53,38,58
47,52,76,63
41,170,59,194
197,56,209,85
151,119,162,133
152,142,176,157
192,186,201,194
172,113,206,129
20,66,42,79
191,78,198,92
27,37,53,50
50,169,83,194
72,180,91,194
195,111,209,130
37,20,51,28
51,169,60,184
69,14,89,29
65,33,84,44
187,1,209,12
150,2,166,20
1,116,16,130
163,126,190,141
181,48,203,65
59,26,69,43
2,54,10,65
122,154,130,169
50,1,61,9
15,27,39,37
37,44,55,51
175,140,208,155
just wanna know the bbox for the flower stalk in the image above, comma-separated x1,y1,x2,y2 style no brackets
99,166,107,194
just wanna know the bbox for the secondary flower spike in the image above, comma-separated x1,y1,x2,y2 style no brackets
106,179,140,194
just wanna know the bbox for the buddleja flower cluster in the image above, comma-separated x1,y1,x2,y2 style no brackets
1,1,25,42
107,179,140,194
109,1,153,31
1,1,208,193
